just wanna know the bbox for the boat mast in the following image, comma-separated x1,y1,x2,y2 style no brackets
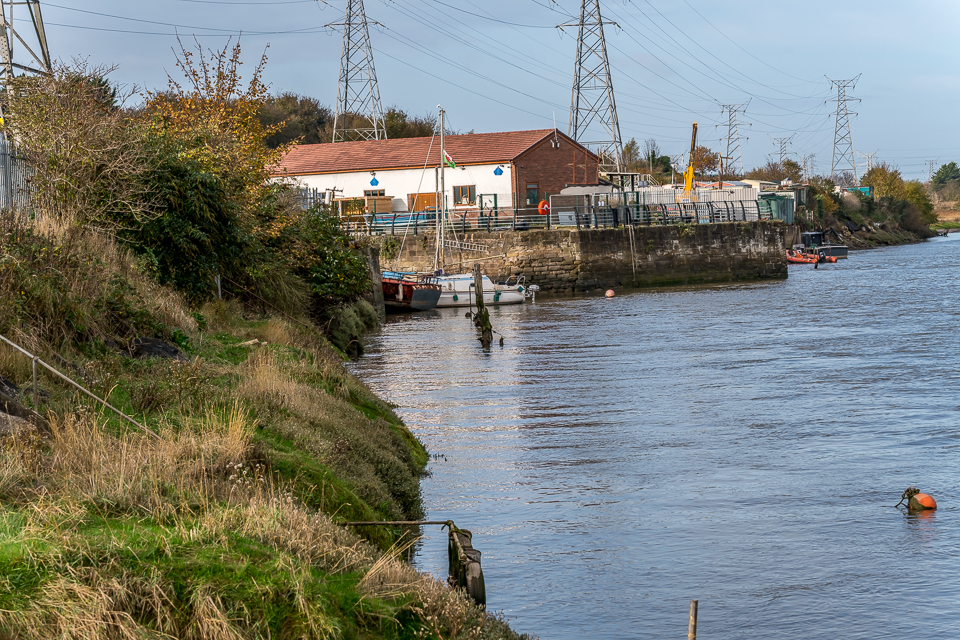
436,107,446,271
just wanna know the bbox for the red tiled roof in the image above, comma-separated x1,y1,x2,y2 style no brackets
276,129,570,176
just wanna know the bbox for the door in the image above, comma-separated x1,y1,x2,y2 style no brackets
409,192,437,212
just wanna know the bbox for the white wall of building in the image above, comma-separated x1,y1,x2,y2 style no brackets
289,163,515,212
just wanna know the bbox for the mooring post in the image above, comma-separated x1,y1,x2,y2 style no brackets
688,599,698,640
473,264,493,348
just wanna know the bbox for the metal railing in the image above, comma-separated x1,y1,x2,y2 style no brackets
341,198,767,236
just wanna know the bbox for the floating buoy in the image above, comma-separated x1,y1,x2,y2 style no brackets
897,486,937,510
605,289,615,298
910,492,938,510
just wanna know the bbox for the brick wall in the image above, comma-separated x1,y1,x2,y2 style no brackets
391,221,788,293
512,134,599,207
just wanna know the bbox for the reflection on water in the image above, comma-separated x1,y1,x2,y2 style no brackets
348,235,960,640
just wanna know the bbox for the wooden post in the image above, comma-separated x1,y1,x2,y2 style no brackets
473,264,493,348
688,599,698,640
32,356,38,409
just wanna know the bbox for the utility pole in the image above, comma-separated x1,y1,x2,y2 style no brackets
925,159,939,182
770,135,794,165
718,101,749,176
0,0,51,89
857,150,877,174
328,0,387,142
827,75,861,185
561,0,623,173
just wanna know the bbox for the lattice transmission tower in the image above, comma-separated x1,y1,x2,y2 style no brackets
801,154,816,182
0,0,52,88
718,101,749,176
770,135,794,165
327,0,386,142
827,75,861,184
857,150,877,174
562,0,623,172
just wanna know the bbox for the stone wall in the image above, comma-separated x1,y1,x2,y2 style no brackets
391,221,788,293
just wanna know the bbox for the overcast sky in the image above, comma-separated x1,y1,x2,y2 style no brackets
28,0,960,180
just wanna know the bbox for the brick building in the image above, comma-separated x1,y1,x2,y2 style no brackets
276,129,599,214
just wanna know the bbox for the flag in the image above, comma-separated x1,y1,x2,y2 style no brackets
443,149,456,168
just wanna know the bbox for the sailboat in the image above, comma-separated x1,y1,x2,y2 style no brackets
431,108,537,307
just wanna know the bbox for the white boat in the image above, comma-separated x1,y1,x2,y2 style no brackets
434,274,536,307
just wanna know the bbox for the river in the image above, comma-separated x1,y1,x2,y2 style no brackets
347,235,960,640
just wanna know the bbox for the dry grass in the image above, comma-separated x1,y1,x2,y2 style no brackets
0,406,525,640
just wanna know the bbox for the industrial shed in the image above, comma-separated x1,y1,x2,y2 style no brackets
275,129,600,215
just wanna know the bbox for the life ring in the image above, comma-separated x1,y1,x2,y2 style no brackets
538,200,550,215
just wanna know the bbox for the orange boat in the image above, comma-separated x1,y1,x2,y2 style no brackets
785,249,837,264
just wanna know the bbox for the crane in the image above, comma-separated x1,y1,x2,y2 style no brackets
676,122,698,204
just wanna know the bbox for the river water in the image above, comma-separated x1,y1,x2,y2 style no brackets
347,235,960,640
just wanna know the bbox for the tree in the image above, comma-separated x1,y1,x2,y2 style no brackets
258,92,331,148
861,162,905,199
745,159,802,183
643,138,661,169
384,107,438,139
931,161,960,193
691,145,718,175
622,138,642,172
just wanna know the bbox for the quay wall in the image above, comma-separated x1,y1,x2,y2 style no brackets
389,221,789,294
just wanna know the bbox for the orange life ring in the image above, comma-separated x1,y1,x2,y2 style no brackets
538,200,550,215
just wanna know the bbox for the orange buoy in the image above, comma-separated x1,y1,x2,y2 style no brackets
605,289,615,298
898,486,937,510
909,493,937,510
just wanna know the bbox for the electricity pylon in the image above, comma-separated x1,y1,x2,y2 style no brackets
827,75,861,184
857,150,877,174
925,159,939,182
718,101,749,176
770,134,794,165
327,0,387,142
801,154,816,182
0,0,52,88
561,0,623,172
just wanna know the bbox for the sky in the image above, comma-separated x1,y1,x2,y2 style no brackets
24,0,960,180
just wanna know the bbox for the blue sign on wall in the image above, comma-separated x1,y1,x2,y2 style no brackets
370,177,380,186
493,166,503,176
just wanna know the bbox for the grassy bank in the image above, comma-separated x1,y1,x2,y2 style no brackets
0,215,529,639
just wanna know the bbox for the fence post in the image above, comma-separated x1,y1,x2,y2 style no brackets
575,204,581,230
32,356,38,409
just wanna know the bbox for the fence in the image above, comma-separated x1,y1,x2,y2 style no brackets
0,140,31,211
341,187,769,236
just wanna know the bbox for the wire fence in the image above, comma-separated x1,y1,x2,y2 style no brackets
0,140,32,211
341,188,783,236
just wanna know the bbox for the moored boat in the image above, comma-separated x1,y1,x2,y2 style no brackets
381,271,442,312
434,273,533,307
785,249,837,264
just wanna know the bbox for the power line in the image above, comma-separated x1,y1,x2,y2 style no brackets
857,150,877,174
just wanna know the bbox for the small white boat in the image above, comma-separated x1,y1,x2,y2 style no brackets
434,274,536,307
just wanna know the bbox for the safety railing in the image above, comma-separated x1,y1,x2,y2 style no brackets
342,200,767,236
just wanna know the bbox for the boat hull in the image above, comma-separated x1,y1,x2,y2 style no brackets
433,273,529,308
435,289,525,307
382,273,442,312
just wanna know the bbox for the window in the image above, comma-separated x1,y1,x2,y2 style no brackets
526,183,539,206
364,189,385,197
453,185,476,205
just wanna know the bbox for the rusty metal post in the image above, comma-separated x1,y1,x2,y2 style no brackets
688,599,698,640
